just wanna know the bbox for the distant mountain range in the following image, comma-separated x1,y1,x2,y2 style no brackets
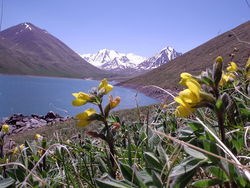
80,47,181,73
118,21,250,98
0,23,111,79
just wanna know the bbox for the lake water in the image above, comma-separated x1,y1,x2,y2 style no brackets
0,75,158,119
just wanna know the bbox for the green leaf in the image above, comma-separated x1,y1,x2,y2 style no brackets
0,178,15,188
169,156,206,177
96,179,135,188
188,120,204,132
184,146,207,160
97,157,109,174
119,163,134,183
151,171,163,188
208,166,228,181
148,133,161,149
202,139,220,163
170,169,196,188
192,179,224,187
144,152,162,171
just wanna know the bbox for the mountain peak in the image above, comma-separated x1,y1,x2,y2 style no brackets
81,49,147,72
80,47,181,73
160,46,174,52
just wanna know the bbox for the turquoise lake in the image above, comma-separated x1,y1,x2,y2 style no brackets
0,75,158,119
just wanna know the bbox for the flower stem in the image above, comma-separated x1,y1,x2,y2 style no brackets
98,104,116,178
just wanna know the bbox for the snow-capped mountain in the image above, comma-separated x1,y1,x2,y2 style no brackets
138,47,182,70
80,47,181,73
81,49,146,71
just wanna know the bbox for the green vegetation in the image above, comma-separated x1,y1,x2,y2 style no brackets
0,56,250,187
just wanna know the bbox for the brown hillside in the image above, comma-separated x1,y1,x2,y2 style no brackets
118,21,250,97
0,23,113,79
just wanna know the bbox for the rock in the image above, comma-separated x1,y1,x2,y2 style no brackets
31,114,43,119
22,117,30,122
45,111,60,119
30,118,40,124
16,121,26,128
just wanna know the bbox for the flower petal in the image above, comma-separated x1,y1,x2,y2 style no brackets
72,99,87,106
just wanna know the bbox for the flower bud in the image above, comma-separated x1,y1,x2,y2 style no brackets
35,134,42,140
1,124,9,133
213,56,223,87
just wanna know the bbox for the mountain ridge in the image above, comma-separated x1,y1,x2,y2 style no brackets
81,47,181,73
0,22,112,79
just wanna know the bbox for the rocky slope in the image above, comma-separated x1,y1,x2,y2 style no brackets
118,21,250,99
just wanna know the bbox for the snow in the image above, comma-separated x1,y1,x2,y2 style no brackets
80,47,181,71
80,49,147,70
23,23,32,31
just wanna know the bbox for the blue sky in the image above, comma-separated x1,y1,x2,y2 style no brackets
1,0,250,57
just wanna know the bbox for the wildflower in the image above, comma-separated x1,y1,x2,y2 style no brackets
76,108,96,127
109,95,121,109
98,79,113,94
219,72,235,86
35,134,42,140
72,92,92,106
179,73,201,101
19,144,25,150
175,73,202,118
246,58,250,70
37,149,44,156
174,104,195,118
1,124,9,133
226,62,238,72
12,147,18,154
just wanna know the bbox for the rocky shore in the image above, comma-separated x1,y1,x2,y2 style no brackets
0,111,71,135
117,83,178,101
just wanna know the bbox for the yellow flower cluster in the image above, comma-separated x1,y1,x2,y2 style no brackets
219,61,238,86
12,144,25,154
174,73,202,117
72,79,120,127
72,79,113,107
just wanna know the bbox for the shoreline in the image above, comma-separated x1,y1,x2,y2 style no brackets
116,83,178,101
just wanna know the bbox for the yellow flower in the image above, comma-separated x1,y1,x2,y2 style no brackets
76,108,96,127
246,58,250,70
98,79,113,94
246,71,250,80
174,105,195,118
72,92,92,106
226,62,238,72
19,144,25,150
219,72,235,86
35,134,42,140
1,124,9,133
179,73,201,101
179,89,200,104
12,147,18,154
109,96,121,109
175,73,202,118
